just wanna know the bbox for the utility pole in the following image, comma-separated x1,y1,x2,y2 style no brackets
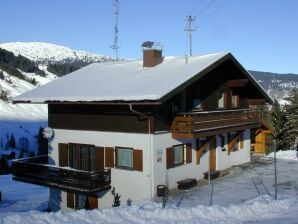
184,15,196,56
273,139,277,200
111,0,120,60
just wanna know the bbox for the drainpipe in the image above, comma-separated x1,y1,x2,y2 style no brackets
128,104,153,199
129,104,148,120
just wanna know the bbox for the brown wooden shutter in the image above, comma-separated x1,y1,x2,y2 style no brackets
166,147,173,169
94,146,104,171
88,195,98,209
185,144,192,164
105,147,114,168
133,149,143,171
67,192,74,208
59,143,69,167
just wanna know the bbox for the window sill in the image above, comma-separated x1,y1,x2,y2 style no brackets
173,162,186,168
115,166,134,171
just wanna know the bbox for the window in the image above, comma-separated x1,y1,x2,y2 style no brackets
171,94,182,112
173,145,184,166
193,98,201,110
69,143,95,171
218,91,226,108
116,147,133,169
166,144,192,169
231,94,239,108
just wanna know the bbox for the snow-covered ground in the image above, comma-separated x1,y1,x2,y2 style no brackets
0,70,48,156
1,151,297,223
267,150,298,160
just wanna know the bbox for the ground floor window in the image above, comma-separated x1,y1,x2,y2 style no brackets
173,145,184,166
167,144,192,169
116,147,133,169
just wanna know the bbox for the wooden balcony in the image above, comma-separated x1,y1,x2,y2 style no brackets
11,156,111,194
172,109,262,139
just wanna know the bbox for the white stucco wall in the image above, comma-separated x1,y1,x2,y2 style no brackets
152,133,209,191
216,129,251,170
49,128,251,210
50,129,152,209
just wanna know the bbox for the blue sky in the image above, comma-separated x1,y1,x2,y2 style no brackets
0,0,297,73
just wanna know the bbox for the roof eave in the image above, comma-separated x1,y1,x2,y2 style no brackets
13,99,162,105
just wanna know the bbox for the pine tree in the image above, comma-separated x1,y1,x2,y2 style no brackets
283,89,298,149
18,136,29,152
0,137,3,149
9,133,16,149
0,155,9,174
270,100,287,150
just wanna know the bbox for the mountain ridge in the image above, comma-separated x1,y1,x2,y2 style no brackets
0,42,113,64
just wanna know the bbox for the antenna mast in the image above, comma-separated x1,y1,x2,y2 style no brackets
184,15,196,56
111,0,120,60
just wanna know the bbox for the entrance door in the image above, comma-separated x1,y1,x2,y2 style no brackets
209,137,216,172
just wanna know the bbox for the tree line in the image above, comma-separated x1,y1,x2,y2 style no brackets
265,89,298,151
0,48,46,80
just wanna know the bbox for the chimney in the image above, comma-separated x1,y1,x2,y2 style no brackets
141,41,164,67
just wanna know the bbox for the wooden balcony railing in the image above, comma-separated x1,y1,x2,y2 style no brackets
172,109,262,139
11,155,111,194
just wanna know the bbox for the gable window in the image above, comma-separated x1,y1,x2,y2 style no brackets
116,147,133,169
218,91,226,108
171,94,182,112
231,94,239,108
193,98,201,110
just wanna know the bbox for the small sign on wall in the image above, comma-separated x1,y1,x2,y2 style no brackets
156,149,163,163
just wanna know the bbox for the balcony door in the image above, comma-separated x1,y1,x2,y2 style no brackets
66,143,104,172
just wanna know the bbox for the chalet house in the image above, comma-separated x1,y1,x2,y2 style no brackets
12,46,273,211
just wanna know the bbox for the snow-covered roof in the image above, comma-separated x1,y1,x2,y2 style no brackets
13,52,271,104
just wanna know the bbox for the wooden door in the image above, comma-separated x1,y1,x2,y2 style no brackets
209,137,216,172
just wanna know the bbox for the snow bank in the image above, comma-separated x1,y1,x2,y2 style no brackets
267,150,298,161
0,195,296,224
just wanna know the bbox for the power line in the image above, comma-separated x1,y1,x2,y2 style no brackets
194,0,218,18
199,0,230,26
189,0,203,15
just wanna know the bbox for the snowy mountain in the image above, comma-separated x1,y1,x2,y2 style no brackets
0,42,114,161
0,42,112,64
249,71,298,104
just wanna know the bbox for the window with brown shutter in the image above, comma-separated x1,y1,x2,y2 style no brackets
167,144,192,169
59,143,69,167
67,192,75,208
133,149,143,171
166,147,173,169
94,147,104,171
105,147,114,168
185,144,192,163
